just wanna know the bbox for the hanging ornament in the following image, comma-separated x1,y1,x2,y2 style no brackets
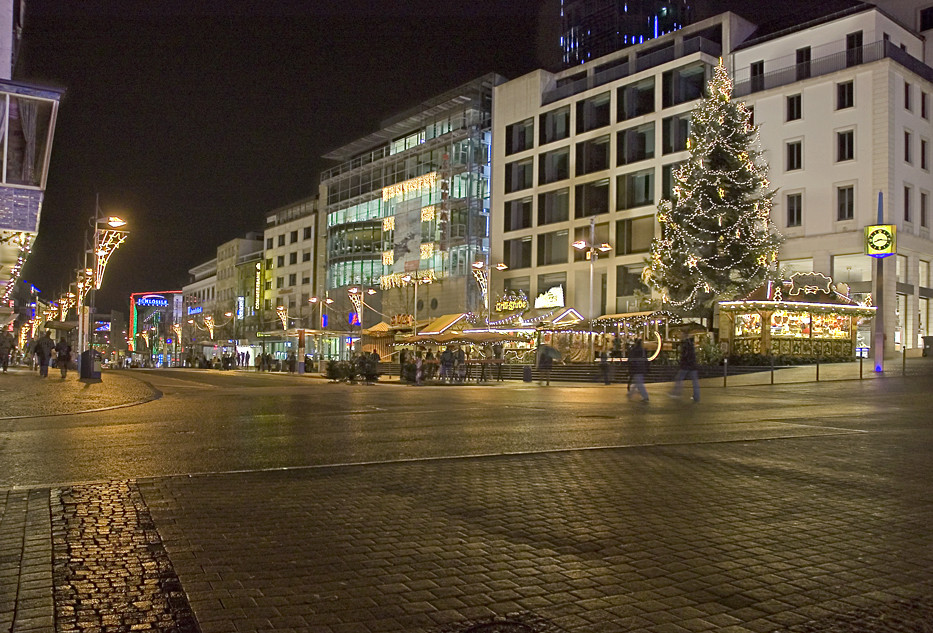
687,255,699,268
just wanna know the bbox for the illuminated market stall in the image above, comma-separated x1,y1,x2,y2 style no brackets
718,273,876,358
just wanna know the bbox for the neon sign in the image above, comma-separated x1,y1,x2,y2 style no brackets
136,294,168,307
187,306,202,315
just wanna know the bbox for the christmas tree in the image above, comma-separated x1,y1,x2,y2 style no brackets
643,60,782,314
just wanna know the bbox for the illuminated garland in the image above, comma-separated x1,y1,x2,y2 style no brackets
643,60,783,310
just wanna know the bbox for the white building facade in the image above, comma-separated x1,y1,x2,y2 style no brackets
491,4,933,355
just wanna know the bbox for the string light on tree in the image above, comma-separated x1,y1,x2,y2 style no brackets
643,59,783,315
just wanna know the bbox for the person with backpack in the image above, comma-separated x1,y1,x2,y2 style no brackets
34,331,55,378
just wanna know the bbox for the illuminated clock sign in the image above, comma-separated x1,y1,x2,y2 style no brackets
864,224,896,258
136,294,169,307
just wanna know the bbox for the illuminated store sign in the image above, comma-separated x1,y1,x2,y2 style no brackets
534,285,565,309
187,306,202,315
94,321,111,332
382,172,438,201
496,293,529,313
254,262,262,310
136,294,168,307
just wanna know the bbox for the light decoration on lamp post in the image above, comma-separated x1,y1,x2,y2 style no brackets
58,293,76,321
139,330,150,348
276,305,288,330
573,218,612,360
470,261,509,326
347,287,376,352
93,216,129,289
399,274,433,334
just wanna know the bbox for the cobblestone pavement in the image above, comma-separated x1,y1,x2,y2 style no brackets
0,369,160,419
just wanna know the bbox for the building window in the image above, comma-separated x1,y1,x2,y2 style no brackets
576,92,611,133
576,135,611,175
573,222,610,262
505,158,534,193
618,77,654,121
264,281,271,291
617,168,655,211
922,191,928,228
905,186,912,223
922,7,933,31
504,276,530,296
747,106,755,127
537,272,567,297
539,106,570,145
617,265,648,296
575,179,610,218
503,236,532,270
504,197,533,232
538,189,569,225
289,252,297,265
266,237,273,249
661,114,689,154
750,60,764,92
786,141,802,171
837,185,854,220
837,130,854,162
290,230,298,243
276,276,284,288
265,257,272,269
795,47,811,80
662,63,706,108
506,117,534,155
786,94,802,121
618,123,655,165
288,273,297,286
922,92,929,119
277,234,285,246
846,31,863,67
661,162,685,200
786,193,802,227
905,82,912,111
277,255,285,267
616,216,654,255
303,227,313,240
922,139,929,170
539,147,570,184
303,251,311,262
905,131,912,163
537,230,569,266
837,81,854,109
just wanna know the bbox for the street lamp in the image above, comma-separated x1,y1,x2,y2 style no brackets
308,296,334,370
573,217,612,360
471,261,509,326
400,274,433,334
348,287,377,356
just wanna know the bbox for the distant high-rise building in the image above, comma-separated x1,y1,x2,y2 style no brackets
561,0,694,67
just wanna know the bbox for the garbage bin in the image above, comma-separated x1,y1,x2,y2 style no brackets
80,349,102,380
523,365,532,382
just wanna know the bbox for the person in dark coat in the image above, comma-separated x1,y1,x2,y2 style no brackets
671,331,700,402
537,347,554,386
0,328,14,373
54,337,72,380
599,349,611,385
34,331,55,378
626,338,649,402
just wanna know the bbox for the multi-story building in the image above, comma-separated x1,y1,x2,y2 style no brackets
320,75,501,347
215,232,262,342
560,0,696,68
491,2,933,356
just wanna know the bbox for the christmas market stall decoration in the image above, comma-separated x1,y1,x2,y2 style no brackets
718,273,876,359
593,311,684,361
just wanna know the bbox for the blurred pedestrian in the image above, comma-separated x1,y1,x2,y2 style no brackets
626,338,649,402
671,331,700,402
0,327,14,373
538,348,553,386
599,349,611,385
34,331,55,378
54,337,72,380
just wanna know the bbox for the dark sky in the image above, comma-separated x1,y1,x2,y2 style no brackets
16,0,558,311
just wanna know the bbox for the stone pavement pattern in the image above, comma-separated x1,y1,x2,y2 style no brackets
0,369,159,418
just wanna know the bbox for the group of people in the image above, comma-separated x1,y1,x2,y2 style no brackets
0,330,75,379
618,331,701,403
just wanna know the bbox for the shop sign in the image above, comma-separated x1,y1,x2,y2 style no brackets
187,306,202,315
534,285,565,309
349,312,360,326
495,293,529,313
864,224,896,258
253,262,262,310
136,294,168,307
94,321,111,332
391,314,414,326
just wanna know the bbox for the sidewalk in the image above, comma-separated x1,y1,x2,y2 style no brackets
0,367,160,419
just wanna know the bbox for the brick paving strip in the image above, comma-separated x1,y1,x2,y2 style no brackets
51,481,199,633
0,489,54,633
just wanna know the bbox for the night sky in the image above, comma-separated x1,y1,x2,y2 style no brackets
15,0,802,313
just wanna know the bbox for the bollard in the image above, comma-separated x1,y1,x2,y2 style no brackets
860,354,863,380
816,354,820,382
770,354,774,385
723,358,728,388
903,345,907,376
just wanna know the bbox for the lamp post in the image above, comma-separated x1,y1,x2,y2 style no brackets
347,286,377,356
400,274,433,334
471,261,509,326
573,217,612,360
308,296,334,371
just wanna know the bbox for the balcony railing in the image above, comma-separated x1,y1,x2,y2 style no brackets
733,40,933,97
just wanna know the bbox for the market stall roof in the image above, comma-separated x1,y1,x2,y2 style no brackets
594,310,682,326
363,321,391,335
43,320,78,331
401,330,526,345
419,313,469,336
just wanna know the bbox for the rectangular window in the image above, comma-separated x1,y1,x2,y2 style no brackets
290,230,298,243
617,265,648,296
662,63,706,108
575,179,610,218
504,197,533,232
661,114,690,154
837,130,854,162
618,123,655,165
922,139,928,170
576,92,611,133
289,252,298,265
539,147,570,184
786,193,802,227
505,158,534,193
922,7,933,31
573,222,610,262
796,47,811,80
616,216,655,255
277,255,285,267
504,276,531,296
905,131,912,163
539,106,570,145
537,230,569,266
576,135,611,175
846,31,863,67
266,237,273,249
617,168,655,210
277,234,286,246
747,106,755,126
303,227,313,240
905,82,912,111
661,162,685,200
265,257,272,269
288,273,297,286
922,92,929,119
618,77,655,121
302,251,311,262
750,61,764,92
786,94,802,122
538,189,570,225
276,276,284,288
837,81,854,109
503,236,532,270
506,117,534,155
537,272,567,297
837,185,854,220
904,185,912,223
921,192,928,228
786,141,802,171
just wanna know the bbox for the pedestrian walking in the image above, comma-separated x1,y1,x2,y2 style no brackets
54,337,72,380
626,338,649,402
414,352,423,385
34,330,55,378
439,346,454,383
599,349,611,385
0,328,14,373
537,347,553,386
671,331,700,402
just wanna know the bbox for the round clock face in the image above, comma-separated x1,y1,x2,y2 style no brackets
869,228,892,250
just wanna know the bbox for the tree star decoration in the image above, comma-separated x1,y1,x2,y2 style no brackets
643,59,783,313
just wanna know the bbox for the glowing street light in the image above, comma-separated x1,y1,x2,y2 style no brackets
471,261,509,325
573,217,613,359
